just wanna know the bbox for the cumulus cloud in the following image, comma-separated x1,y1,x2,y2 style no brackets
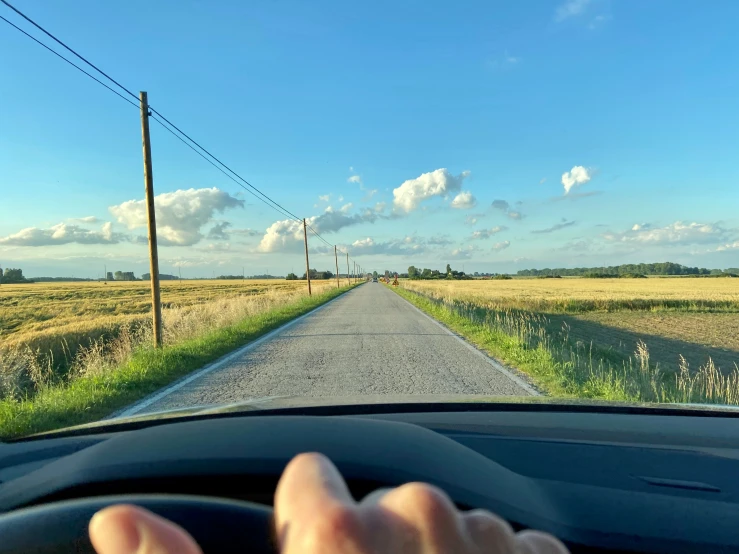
69,216,99,224
507,211,523,220
492,240,511,251
374,201,387,213
109,187,244,246
207,222,231,240
449,245,479,260
348,175,362,186
451,191,477,209
348,236,425,256
318,194,330,202
491,199,509,211
0,222,126,246
561,166,592,194
340,202,354,213
603,221,731,246
229,228,261,237
465,215,479,226
471,226,507,240
532,220,577,234
257,205,379,253
555,0,590,21
716,241,739,252
491,199,523,220
392,168,470,213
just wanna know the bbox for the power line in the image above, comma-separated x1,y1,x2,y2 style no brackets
0,14,139,110
1,0,347,252
0,0,302,224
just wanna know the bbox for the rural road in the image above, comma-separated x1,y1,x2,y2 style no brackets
126,284,535,416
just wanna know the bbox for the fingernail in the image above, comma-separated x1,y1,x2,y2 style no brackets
90,508,141,554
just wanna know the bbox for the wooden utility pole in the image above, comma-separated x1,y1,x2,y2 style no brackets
334,246,340,289
346,252,350,285
140,91,163,347
303,218,312,295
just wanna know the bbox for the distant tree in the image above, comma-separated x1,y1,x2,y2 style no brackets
114,271,123,281
2,268,29,283
372,271,378,278
408,266,418,279
286,273,298,280
0,267,3,283
446,264,452,276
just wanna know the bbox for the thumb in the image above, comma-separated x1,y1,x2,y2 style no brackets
89,505,202,554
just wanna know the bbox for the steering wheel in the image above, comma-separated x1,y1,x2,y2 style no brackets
0,494,275,554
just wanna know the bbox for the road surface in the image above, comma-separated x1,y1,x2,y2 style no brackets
128,284,535,415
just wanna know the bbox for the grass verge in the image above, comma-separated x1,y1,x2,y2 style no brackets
1,285,357,439
390,286,739,406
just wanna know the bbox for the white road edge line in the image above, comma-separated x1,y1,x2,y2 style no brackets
391,287,541,396
111,287,360,419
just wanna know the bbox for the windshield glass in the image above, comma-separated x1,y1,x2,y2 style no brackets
1,1,738,439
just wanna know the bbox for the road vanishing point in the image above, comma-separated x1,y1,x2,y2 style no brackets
123,283,536,416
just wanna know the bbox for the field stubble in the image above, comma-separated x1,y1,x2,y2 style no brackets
0,279,333,400
399,279,739,405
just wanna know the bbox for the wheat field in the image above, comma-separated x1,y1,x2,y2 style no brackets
0,279,336,399
398,278,739,404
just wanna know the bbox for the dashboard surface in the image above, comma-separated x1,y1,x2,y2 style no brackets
1,408,739,553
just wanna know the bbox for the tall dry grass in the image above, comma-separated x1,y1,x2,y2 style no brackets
0,281,334,401
398,284,739,406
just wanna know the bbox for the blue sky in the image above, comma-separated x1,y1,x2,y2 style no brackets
1,0,738,277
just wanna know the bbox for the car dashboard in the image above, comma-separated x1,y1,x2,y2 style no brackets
1,406,738,553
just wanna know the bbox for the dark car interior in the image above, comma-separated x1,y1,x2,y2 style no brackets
1,403,738,553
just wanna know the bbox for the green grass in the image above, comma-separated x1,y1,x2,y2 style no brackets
390,286,739,406
0,285,357,439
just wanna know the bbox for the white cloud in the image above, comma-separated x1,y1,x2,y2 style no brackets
555,0,591,21
449,245,479,260
392,168,470,213
256,205,379,253
451,191,477,209
716,241,739,252
257,219,304,253
0,222,126,246
348,175,362,185
561,166,592,195
507,211,523,220
374,201,387,213
604,221,731,246
471,226,507,240
340,202,354,213
492,240,511,251
427,235,454,246
109,187,243,246
465,215,479,226
318,194,331,202
69,216,99,224
348,236,425,256
338,195,344,202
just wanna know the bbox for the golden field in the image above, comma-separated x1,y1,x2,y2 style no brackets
0,279,336,399
401,278,739,388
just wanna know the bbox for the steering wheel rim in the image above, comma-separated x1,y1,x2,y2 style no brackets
0,494,276,554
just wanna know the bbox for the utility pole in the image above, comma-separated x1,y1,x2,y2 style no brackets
140,91,162,347
104,264,107,283
346,252,350,285
334,246,340,289
303,218,312,295
178,265,181,281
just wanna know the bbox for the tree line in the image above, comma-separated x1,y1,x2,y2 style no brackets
517,262,739,277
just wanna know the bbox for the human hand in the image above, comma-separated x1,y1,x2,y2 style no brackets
89,452,569,553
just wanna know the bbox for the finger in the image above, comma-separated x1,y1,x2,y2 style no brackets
359,487,393,506
89,505,202,554
371,482,466,554
275,453,365,553
463,509,517,553
516,530,570,554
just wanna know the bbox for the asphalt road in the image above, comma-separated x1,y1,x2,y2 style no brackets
129,283,535,415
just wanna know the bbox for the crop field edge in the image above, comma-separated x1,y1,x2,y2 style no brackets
1,284,360,439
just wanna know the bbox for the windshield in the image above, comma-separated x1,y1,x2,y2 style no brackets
1,1,738,439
